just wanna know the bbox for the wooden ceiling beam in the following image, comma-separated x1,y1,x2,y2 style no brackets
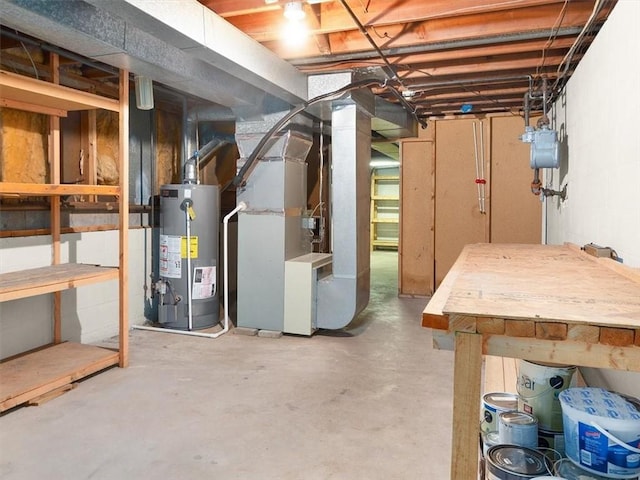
319,0,567,31
308,3,331,55
392,51,577,80
199,0,281,18
227,1,605,43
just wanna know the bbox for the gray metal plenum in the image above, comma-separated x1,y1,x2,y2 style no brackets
0,0,307,109
235,113,314,332
83,0,308,105
373,97,418,139
316,99,373,329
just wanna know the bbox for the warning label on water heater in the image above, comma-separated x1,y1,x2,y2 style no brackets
192,266,216,299
159,235,182,278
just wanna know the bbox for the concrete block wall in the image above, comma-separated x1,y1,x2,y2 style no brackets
0,228,151,358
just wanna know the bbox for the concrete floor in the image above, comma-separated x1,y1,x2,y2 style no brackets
0,251,454,479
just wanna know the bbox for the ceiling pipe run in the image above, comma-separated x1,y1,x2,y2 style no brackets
336,0,426,128
290,27,585,67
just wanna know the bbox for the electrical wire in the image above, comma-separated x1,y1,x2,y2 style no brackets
409,67,517,114
223,78,386,192
19,39,39,80
535,0,569,81
552,0,605,92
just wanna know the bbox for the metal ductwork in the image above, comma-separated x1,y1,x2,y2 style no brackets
0,0,307,109
316,96,373,329
235,113,314,332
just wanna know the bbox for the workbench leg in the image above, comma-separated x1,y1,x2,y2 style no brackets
451,332,483,480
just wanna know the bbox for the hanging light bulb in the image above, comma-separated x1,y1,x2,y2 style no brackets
282,20,309,46
282,1,308,46
283,2,306,21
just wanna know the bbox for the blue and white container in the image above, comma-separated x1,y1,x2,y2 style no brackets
483,392,519,433
559,388,640,479
499,411,539,449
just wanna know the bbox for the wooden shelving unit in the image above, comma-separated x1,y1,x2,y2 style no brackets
370,175,399,250
0,66,129,412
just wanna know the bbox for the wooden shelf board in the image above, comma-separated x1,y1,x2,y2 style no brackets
0,182,120,196
0,263,119,302
372,240,398,246
372,218,399,224
0,342,119,412
1,71,120,113
372,175,399,180
372,195,399,201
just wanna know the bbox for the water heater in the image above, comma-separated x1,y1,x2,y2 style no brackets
157,184,220,330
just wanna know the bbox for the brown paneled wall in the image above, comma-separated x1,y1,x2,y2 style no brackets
399,126,435,296
399,114,542,296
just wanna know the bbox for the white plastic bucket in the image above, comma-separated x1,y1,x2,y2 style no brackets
559,388,640,479
517,360,576,431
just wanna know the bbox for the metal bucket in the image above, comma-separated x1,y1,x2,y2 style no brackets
483,392,520,433
498,411,538,449
517,360,576,431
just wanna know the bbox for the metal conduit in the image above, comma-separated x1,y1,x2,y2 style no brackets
336,0,399,83
290,27,585,67
410,75,534,91
336,0,426,128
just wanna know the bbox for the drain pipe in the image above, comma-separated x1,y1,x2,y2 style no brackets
222,201,247,336
132,201,246,339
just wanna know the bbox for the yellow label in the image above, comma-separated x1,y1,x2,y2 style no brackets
181,236,198,258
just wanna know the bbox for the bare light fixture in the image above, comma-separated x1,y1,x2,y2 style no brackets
283,2,306,21
282,1,308,45
134,74,154,110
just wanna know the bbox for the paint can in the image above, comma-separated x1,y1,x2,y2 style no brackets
483,392,520,433
485,445,551,480
538,428,565,457
559,387,640,478
517,360,576,431
482,430,501,458
498,411,539,449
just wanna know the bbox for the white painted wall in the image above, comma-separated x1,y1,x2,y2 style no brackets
546,0,640,397
0,228,151,359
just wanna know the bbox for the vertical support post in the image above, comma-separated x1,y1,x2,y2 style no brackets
451,331,483,480
49,53,62,344
119,70,130,367
81,110,98,202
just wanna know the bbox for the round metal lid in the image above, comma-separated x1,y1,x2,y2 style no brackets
500,411,538,426
487,445,548,475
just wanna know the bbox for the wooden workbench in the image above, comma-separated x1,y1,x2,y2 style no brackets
422,243,640,480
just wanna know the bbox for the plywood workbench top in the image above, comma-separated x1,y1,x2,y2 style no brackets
424,243,640,330
421,243,640,480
